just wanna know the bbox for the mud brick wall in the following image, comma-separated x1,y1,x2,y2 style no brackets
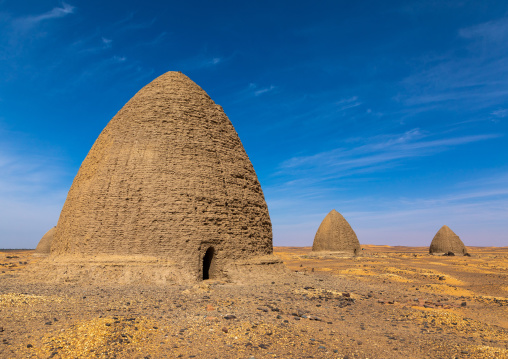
52,72,273,268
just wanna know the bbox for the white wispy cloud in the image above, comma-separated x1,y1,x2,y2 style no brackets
68,31,118,55
348,177,508,246
269,171,508,247
12,3,75,31
145,32,167,47
266,128,503,246
0,148,68,200
68,55,136,87
459,17,508,43
491,108,508,118
253,84,276,96
278,130,499,178
335,96,362,111
399,16,508,114
102,37,112,48
179,54,224,71
0,139,71,248
111,15,156,32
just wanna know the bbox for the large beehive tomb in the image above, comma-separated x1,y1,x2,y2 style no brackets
48,71,279,283
312,209,361,255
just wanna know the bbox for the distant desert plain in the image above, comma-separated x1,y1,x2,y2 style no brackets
1,245,507,359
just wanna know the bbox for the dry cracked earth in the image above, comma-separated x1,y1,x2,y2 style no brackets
0,246,507,359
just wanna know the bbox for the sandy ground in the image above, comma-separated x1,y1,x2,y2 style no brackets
0,246,507,359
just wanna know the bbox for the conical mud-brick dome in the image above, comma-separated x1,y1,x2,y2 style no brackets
312,209,361,254
51,71,274,281
429,225,467,255
35,226,56,254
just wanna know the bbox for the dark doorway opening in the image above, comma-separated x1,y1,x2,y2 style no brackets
203,247,215,280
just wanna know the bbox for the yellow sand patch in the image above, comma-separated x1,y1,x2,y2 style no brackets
273,253,298,262
417,283,475,297
477,295,508,307
207,320,342,358
294,287,359,300
378,273,413,283
410,305,445,312
449,265,498,275
0,293,63,307
31,316,165,358
436,275,465,286
426,261,450,266
414,269,466,286
331,274,374,282
469,345,508,358
336,268,376,276
402,310,506,341
383,267,417,275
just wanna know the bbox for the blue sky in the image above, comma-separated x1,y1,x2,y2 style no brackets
1,0,507,248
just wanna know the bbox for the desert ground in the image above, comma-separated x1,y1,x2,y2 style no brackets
0,246,507,359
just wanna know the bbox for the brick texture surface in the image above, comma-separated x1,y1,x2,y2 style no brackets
312,209,361,254
429,225,467,255
35,227,55,254
51,72,273,274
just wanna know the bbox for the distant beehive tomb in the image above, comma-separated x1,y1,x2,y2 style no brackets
50,71,276,282
429,225,468,255
35,227,55,254
312,209,361,255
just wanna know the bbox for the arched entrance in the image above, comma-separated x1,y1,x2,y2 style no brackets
202,247,215,280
